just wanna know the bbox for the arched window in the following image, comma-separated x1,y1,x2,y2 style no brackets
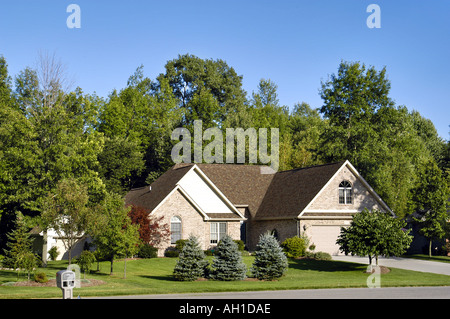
339,181,352,204
170,216,182,244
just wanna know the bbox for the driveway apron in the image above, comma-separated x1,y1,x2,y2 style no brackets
332,255,450,276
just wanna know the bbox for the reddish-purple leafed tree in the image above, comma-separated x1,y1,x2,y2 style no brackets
128,205,170,248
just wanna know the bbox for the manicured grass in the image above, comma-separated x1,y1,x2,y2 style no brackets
1,256,450,299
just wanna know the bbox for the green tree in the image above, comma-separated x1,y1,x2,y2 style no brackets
410,159,449,256
2,212,38,279
4,61,106,216
173,235,208,281
317,61,438,218
98,66,181,187
157,54,247,128
319,61,394,169
285,102,324,169
41,178,90,264
75,250,96,279
97,136,145,194
210,235,247,281
251,232,288,280
0,55,13,107
89,192,140,276
368,105,427,218
337,209,413,267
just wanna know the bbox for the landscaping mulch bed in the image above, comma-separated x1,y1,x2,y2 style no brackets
366,265,390,274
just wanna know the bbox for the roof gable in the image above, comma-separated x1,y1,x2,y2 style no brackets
125,163,246,220
254,161,345,220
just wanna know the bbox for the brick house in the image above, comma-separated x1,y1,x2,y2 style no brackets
125,160,393,256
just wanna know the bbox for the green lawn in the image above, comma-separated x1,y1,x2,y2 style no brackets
1,256,450,299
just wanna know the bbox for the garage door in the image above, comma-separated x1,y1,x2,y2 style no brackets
309,225,343,256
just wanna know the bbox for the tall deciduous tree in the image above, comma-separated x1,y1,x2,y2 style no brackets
0,56,13,107
98,66,181,187
410,159,449,256
157,54,247,128
319,61,394,168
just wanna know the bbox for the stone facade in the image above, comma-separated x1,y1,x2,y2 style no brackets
246,219,298,251
245,164,390,254
307,166,385,212
153,189,242,256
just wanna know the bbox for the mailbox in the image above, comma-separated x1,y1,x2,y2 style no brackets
56,270,75,299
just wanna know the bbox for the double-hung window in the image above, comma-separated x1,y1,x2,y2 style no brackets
210,222,227,244
339,181,353,204
171,216,182,244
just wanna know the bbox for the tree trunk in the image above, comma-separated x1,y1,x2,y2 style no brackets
42,231,48,267
429,240,432,257
367,255,373,273
124,254,127,279
110,256,114,275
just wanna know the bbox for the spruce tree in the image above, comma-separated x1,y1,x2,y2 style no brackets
251,232,288,280
173,235,208,281
210,235,246,281
3,212,38,278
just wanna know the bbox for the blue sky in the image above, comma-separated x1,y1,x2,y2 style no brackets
0,1,449,139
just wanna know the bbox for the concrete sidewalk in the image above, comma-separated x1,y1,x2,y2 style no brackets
332,255,450,276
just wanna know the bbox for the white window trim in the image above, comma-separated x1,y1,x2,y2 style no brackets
170,216,182,244
339,181,353,205
210,222,227,244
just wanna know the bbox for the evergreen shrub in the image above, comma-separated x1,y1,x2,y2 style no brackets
251,232,288,280
209,236,247,281
173,236,208,281
281,236,308,258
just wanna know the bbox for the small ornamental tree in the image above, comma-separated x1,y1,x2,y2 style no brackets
76,250,96,279
251,232,288,280
337,209,413,268
209,235,247,281
128,205,170,248
173,235,208,281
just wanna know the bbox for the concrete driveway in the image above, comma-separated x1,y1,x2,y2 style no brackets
332,255,450,276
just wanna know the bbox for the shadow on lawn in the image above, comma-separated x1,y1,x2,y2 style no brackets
288,258,367,272
0,269,21,283
139,275,177,282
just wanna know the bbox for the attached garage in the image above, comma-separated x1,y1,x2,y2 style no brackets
307,225,345,256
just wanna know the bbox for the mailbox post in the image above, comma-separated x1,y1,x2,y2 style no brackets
56,270,75,299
